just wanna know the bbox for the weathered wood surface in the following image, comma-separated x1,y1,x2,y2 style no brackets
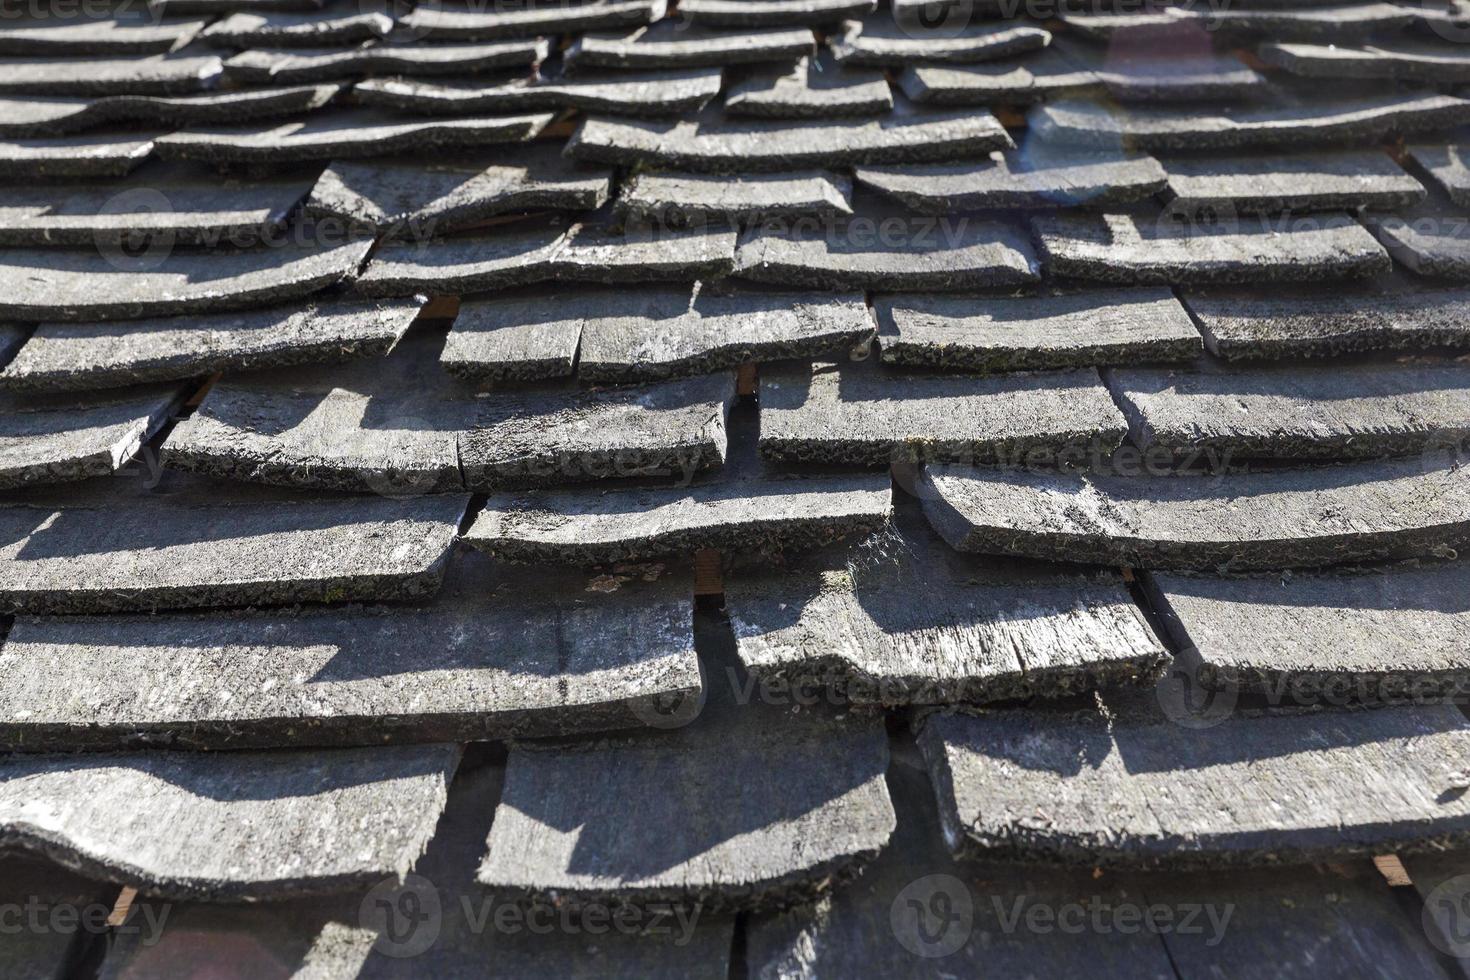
921,456,1470,570
0,743,460,900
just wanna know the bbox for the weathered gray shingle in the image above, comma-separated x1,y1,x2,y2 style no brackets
199,5,395,47
736,213,1038,290
829,16,1049,66
221,38,550,85
0,478,468,613
478,612,895,911
0,744,460,900
0,163,314,247
0,236,371,322
0,385,183,489
354,68,722,117
1161,150,1425,214
354,220,736,296
1032,93,1470,151
1182,285,1470,359
724,53,891,117
468,472,891,564
727,507,1166,705
1108,361,1470,459
918,695,1470,867
1262,38,1470,81
399,0,667,39
855,151,1167,211
163,332,479,494
0,131,155,179
0,299,422,392
0,53,223,95
305,147,611,235
566,101,1014,172
1148,563,1470,701
617,170,853,225
154,108,552,164
577,285,875,382
682,0,875,26
0,85,339,137
0,553,701,749
875,288,1202,372
921,456,1470,571
567,21,814,69
759,360,1126,466
460,373,735,488
1033,211,1390,284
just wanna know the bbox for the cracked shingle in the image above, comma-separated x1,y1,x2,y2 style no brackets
566,100,1013,171
736,212,1038,290
305,147,612,235
467,472,891,564
0,131,155,179
460,372,736,488
727,506,1166,706
154,108,552,164
0,84,340,138
0,385,184,489
855,150,1167,211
